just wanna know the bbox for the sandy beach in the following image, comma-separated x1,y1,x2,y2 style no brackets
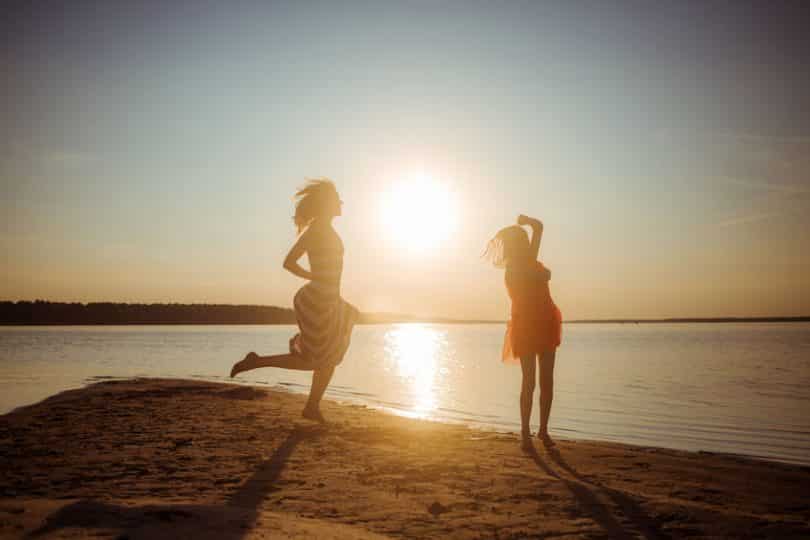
1,379,808,539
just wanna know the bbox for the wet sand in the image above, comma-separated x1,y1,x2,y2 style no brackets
1,378,809,539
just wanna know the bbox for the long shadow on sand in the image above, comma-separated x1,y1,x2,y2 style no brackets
525,443,670,540
26,426,321,539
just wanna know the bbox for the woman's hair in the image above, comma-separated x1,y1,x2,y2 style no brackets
483,225,529,268
293,178,339,232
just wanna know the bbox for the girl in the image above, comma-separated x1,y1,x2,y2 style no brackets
484,215,562,450
230,179,359,423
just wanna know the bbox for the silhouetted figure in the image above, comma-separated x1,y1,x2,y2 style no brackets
484,214,562,451
230,179,358,423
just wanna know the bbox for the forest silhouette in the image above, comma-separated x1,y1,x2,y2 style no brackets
0,300,499,325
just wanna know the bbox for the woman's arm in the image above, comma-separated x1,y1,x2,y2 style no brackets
518,214,543,260
282,229,315,281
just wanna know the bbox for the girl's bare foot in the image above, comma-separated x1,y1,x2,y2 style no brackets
520,432,534,452
230,352,257,378
302,406,326,424
538,431,556,447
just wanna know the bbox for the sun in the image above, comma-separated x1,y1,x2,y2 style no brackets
379,174,458,254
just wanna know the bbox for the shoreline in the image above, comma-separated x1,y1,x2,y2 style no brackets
4,365,810,468
5,375,807,468
2,378,809,539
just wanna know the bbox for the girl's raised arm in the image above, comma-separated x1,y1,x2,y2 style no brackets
282,228,314,281
518,214,543,260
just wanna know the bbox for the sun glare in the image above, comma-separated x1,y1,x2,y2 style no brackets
384,324,444,418
379,174,458,254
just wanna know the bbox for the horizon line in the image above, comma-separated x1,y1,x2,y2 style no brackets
1,300,808,325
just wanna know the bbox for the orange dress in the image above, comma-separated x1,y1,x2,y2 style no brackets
502,261,562,363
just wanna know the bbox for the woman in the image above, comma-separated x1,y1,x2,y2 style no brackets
230,179,359,423
484,215,562,450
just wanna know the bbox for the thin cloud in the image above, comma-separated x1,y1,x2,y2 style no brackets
711,132,810,227
42,150,98,168
716,175,810,195
717,212,778,228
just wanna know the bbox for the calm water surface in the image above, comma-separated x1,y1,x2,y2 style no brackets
1,323,809,465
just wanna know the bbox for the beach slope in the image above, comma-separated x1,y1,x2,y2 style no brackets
1,379,808,539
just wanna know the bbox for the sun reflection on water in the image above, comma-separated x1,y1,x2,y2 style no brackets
383,324,447,419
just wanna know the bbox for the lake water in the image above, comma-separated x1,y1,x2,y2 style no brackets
1,323,809,466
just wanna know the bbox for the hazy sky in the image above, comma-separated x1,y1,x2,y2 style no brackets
3,1,810,319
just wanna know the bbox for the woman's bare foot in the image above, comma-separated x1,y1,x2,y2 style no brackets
230,352,257,378
538,431,556,447
520,432,534,452
302,406,326,424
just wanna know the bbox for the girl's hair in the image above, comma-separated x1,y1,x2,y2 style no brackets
293,178,339,232
483,225,529,268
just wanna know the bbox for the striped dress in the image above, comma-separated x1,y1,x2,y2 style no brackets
289,230,359,368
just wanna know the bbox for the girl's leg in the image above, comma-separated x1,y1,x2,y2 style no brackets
302,365,336,423
538,349,556,445
519,354,537,444
230,351,315,378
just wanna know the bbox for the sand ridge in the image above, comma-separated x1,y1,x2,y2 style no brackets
1,378,809,539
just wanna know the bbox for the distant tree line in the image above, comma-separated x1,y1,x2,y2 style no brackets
9,300,798,326
0,300,500,325
0,301,297,325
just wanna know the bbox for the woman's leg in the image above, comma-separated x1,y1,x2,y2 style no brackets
230,350,336,424
538,349,556,445
520,354,537,443
302,364,336,423
230,351,315,378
